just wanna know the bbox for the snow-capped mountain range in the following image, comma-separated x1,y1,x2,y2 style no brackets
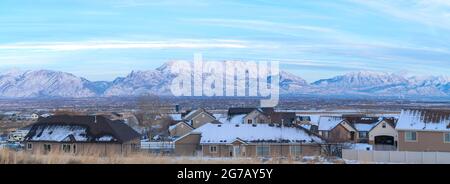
0,62,449,98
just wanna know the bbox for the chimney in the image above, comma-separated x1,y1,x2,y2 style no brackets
94,115,97,123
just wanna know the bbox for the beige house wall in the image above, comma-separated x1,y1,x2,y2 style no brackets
24,139,139,156
174,134,201,156
243,111,269,124
201,143,321,158
169,123,193,137
398,131,450,152
369,121,398,143
191,113,216,128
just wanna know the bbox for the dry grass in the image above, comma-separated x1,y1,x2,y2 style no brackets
0,148,343,164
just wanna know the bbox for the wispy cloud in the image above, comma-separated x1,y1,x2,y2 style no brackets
349,0,450,30
0,39,269,51
184,18,336,37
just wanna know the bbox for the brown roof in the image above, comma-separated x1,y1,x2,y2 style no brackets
25,115,141,143
269,112,296,124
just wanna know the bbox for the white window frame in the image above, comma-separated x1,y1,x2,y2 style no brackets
210,146,218,153
27,143,33,150
444,133,450,143
405,131,417,142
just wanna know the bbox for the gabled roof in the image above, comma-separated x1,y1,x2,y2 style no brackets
318,116,346,131
396,109,450,132
169,121,194,132
24,115,141,143
183,108,215,121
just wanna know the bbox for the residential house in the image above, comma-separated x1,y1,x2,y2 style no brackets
24,115,141,156
169,121,194,138
317,116,357,143
368,118,397,147
345,116,380,143
174,123,324,157
396,109,450,152
182,108,216,128
243,109,270,124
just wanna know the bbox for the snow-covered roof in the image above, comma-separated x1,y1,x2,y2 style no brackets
216,114,246,124
29,125,89,142
354,123,377,132
318,116,345,131
169,121,193,131
25,115,140,143
168,114,182,121
189,123,323,144
396,109,450,132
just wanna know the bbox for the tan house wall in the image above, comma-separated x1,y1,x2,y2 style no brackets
328,124,355,143
369,121,398,144
398,131,450,152
243,111,269,124
24,139,139,156
174,134,201,156
201,143,321,158
191,113,216,128
169,123,193,137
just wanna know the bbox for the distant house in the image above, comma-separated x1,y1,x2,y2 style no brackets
396,109,450,152
31,113,40,121
24,115,141,156
317,116,357,143
182,108,216,128
243,109,270,124
174,123,324,157
8,124,33,142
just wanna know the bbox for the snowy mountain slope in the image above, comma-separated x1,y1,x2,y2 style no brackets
0,70,98,98
0,62,449,98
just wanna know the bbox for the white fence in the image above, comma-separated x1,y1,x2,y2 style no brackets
343,149,450,164
140,141,175,150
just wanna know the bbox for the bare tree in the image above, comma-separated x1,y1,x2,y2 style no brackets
135,93,175,138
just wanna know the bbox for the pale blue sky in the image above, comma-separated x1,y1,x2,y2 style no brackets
1,0,450,82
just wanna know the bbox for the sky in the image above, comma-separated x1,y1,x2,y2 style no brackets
1,0,450,82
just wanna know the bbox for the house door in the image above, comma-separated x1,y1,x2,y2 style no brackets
233,146,241,157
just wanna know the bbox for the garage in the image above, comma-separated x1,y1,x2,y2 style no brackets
374,135,395,145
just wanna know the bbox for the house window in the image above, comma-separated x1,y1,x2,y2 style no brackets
290,145,302,156
248,119,253,124
405,131,417,142
444,133,450,143
321,131,329,138
382,123,387,128
27,143,33,150
62,144,71,153
43,144,52,152
359,132,368,139
210,146,218,153
256,145,270,157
